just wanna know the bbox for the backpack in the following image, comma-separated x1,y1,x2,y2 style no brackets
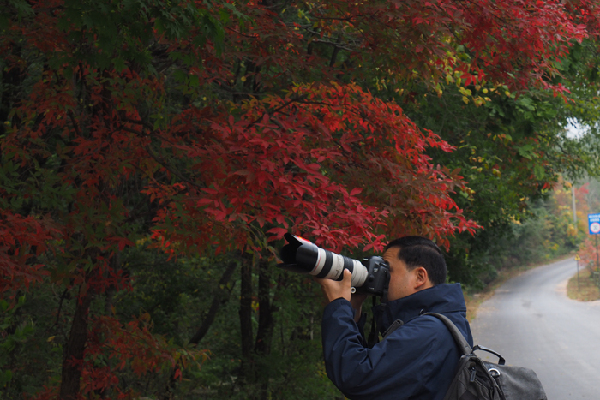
424,313,548,400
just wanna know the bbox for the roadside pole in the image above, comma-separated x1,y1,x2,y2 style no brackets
588,213,600,285
575,254,580,291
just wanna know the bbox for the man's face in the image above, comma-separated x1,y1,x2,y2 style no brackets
383,247,427,302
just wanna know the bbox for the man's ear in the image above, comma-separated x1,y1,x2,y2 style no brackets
414,266,430,289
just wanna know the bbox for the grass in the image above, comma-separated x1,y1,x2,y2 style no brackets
463,255,575,322
566,267,600,301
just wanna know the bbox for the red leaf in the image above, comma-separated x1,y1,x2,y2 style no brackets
267,227,288,238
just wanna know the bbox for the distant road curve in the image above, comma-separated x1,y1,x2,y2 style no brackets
470,258,600,399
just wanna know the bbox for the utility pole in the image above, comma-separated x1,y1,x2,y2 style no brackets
572,183,577,226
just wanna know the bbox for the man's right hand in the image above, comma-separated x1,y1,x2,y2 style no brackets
315,268,353,303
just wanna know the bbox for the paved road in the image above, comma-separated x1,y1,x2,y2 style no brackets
470,257,600,399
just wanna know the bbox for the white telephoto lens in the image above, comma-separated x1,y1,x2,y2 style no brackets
350,260,368,287
311,248,328,275
326,253,345,280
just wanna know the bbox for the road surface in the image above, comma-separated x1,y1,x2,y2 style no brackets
470,257,600,399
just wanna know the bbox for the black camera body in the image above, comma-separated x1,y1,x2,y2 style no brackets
278,233,390,297
358,256,390,297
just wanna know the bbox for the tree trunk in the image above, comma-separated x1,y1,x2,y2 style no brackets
239,252,254,374
255,258,275,400
254,258,274,355
59,287,93,400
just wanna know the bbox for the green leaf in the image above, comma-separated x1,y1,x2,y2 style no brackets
0,14,9,29
518,145,534,159
188,75,199,88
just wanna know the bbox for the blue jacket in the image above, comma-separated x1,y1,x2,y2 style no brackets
321,283,473,400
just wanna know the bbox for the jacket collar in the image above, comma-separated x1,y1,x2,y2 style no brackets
374,283,467,330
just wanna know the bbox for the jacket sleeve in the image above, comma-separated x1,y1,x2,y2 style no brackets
321,299,457,399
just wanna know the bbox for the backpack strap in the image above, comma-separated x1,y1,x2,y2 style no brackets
423,312,472,356
473,345,506,366
380,319,404,341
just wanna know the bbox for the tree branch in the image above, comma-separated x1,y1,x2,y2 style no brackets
189,259,239,344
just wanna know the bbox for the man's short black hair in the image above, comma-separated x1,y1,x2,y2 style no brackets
385,236,447,285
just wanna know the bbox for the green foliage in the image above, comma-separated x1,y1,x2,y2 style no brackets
0,290,66,398
51,0,226,72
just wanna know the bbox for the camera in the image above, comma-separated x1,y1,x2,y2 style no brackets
278,233,390,297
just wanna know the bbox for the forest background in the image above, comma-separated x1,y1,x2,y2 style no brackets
3,0,600,399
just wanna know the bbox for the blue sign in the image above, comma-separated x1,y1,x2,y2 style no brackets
589,213,600,235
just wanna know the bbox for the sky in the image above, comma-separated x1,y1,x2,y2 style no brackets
567,118,587,139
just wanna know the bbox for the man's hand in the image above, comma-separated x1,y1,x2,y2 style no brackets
315,268,352,303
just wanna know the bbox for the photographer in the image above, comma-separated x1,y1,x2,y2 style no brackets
316,236,472,400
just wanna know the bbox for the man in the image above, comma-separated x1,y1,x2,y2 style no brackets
315,236,472,400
